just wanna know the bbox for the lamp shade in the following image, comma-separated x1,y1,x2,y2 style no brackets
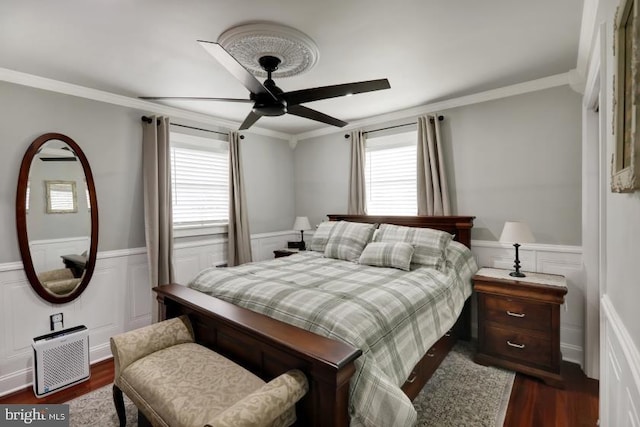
292,216,312,231
499,221,535,244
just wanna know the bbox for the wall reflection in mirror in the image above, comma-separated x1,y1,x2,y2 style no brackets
16,133,98,303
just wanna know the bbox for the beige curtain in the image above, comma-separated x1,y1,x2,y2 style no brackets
228,131,253,266
417,115,451,215
348,130,367,214
142,116,174,318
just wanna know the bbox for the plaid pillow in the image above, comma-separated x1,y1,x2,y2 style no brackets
324,221,377,262
374,223,453,270
358,242,415,271
309,221,337,252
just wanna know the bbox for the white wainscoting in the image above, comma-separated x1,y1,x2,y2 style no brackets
471,240,585,367
0,248,150,397
173,230,298,284
28,237,90,273
0,230,297,397
600,296,640,427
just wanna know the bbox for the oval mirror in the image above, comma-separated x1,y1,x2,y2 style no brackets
16,133,99,303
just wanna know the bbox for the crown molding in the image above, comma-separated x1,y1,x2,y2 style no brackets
295,72,572,141
0,66,573,144
0,67,290,141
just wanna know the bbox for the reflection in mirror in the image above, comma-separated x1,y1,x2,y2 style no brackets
16,133,98,304
46,181,78,213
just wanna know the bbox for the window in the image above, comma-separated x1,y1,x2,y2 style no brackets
365,130,417,215
170,133,229,233
45,180,77,213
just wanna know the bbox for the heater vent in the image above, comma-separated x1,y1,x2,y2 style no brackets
32,325,90,397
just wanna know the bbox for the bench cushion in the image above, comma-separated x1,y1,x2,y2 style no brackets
118,342,265,427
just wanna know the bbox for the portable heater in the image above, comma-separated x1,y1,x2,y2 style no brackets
32,325,90,397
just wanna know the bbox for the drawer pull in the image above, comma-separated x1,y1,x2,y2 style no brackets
406,372,417,383
506,310,525,318
426,352,436,358
506,340,525,349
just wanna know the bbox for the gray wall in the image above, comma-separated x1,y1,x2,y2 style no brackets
0,81,145,263
294,85,582,245
242,135,295,234
599,0,640,352
0,81,295,264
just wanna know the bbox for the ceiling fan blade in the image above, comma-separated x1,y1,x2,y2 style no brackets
239,111,261,130
287,105,347,128
197,41,276,100
282,79,390,106
140,96,253,103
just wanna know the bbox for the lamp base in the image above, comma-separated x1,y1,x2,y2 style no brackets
509,271,526,278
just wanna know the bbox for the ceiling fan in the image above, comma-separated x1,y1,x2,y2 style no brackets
141,41,391,130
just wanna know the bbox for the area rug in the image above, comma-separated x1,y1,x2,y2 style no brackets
413,341,515,426
66,342,514,426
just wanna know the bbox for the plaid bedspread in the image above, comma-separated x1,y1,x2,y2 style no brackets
189,245,477,427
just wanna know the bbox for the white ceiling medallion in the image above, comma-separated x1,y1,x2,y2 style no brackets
218,22,319,78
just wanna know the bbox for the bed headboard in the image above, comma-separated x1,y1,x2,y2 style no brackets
326,215,475,249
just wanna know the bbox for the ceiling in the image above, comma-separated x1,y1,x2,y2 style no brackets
0,0,584,135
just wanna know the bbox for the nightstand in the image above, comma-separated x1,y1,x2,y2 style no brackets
473,267,568,388
273,249,299,258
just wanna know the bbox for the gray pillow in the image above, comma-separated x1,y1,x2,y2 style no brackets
358,242,415,271
374,223,453,270
309,221,337,252
323,221,377,262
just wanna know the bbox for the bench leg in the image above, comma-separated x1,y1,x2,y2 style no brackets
112,384,127,427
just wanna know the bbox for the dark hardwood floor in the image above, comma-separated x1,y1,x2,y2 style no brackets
0,358,598,426
504,361,599,427
0,359,114,405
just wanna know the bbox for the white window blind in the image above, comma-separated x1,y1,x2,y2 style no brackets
46,181,77,213
26,181,30,213
365,130,417,215
170,133,229,226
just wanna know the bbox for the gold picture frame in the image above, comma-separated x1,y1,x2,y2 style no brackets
612,0,640,192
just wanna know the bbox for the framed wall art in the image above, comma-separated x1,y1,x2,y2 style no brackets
612,0,640,192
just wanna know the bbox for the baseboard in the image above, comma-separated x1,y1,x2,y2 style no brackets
0,342,114,398
561,343,584,366
0,368,33,398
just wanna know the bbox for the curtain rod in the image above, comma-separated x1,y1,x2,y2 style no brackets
343,115,444,138
141,116,244,139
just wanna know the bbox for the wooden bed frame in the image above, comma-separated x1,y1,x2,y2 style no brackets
153,215,474,426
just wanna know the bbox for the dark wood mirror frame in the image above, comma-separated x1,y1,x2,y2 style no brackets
16,133,99,304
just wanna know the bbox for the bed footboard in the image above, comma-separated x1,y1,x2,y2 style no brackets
154,284,361,427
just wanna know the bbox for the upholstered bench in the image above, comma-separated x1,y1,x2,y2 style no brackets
110,316,308,427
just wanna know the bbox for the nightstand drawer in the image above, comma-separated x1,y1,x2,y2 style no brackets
484,294,551,332
484,324,552,368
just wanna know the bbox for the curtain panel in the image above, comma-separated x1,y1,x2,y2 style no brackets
142,116,174,317
348,130,367,215
417,115,451,215
228,131,253,266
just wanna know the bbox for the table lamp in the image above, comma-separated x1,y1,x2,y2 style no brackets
293,216,312,250
499,221,535,277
